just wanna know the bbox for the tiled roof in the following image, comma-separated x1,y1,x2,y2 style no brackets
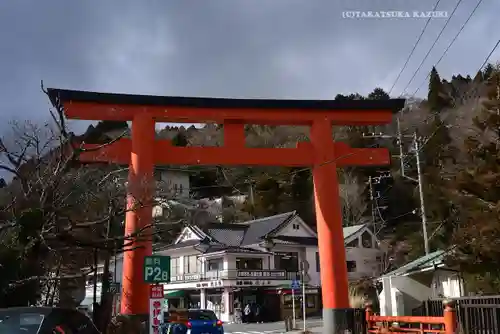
239,211,296,246
204,223,247,247
380,249,447,278
172,214,369,254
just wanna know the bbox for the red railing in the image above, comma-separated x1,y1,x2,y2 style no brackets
366,300,457,334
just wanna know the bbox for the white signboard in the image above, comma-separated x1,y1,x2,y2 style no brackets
149,285,164,334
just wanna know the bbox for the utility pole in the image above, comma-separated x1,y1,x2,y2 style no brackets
413,133,430,255
363,118,430,254
248,181,255,219
301,261,306,333
368,176,376,230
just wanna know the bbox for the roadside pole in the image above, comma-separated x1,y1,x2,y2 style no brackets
302,278,306,332
291,279,301,329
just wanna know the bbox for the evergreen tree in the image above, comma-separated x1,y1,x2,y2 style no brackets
334,93,365,101
172,131,188,147
368,88,390,100
483,63,495,80
428,66,449,111
473,70,483,83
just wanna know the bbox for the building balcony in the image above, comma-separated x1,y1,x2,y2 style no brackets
169,269,299,283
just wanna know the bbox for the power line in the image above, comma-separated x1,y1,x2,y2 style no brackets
388,0,443,95
412,0,485,96
400,0,464,96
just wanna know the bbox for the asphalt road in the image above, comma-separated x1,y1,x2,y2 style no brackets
223,318,323,334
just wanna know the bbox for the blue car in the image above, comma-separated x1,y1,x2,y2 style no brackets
186,309,224,334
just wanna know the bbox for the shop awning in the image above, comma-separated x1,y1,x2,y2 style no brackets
165,290,185,298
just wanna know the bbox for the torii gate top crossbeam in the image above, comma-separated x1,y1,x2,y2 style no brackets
47,88,405,125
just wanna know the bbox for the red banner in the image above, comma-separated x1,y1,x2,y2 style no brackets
149,285,164,299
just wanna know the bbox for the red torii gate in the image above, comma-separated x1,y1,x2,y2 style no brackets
48,88,404,333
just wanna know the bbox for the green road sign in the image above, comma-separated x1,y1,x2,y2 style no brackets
108,282,120,294
143,256,171,283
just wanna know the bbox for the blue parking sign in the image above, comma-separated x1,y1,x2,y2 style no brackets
291,279,301,290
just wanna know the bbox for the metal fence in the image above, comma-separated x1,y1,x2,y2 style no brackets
413,296,500,334
332,308,366,333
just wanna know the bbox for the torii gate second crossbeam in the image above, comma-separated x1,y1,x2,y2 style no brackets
47,88,404,333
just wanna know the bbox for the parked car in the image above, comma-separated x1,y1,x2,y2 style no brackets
0,307,101,334
163,309,224,334
186,309,224,334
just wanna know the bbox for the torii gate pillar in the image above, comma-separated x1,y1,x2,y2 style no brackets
120,115,155,315
311,120,350,331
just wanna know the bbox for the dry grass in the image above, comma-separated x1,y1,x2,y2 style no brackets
348,285,366,308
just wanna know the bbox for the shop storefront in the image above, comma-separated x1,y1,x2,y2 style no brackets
163,286,319,322
206,288,224,320
263,287,320,320
280,288,320,319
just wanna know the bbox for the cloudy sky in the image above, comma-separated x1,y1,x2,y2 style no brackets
1,0,499,134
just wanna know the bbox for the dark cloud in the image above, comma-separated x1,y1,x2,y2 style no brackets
1,0,499,134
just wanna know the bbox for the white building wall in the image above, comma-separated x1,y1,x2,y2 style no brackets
157,170,190,198
431,269,464,298
305,247,321,286
346,247,383,279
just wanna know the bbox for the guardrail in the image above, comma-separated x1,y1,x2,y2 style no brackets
169,269,297,283
366,300,457,334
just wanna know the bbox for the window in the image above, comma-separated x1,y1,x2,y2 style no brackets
170,257,180,276
0,311,44,334
236,258,263,270
346,239,358,248
184,231,193,240
347,261,357,272
315,252,320,272
361,232,372,248
274,252,299,272
207,259,222,271
188,310,217,321
292,223,300,230
184,255,199,274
